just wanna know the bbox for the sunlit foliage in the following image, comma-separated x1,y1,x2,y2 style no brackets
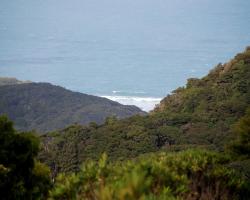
49,150,249,200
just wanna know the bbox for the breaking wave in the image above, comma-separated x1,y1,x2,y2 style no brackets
102,95,163,112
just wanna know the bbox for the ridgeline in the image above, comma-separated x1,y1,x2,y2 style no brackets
0,82,145,132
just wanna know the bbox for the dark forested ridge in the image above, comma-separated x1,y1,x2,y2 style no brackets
39,47,250,176
0,82,145,132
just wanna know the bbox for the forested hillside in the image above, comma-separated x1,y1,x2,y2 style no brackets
0,83,145,132
1,114,249,199
39,47,250,176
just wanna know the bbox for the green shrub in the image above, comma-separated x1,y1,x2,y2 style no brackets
49,149,248,200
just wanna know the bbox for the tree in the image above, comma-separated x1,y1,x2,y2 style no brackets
0,115,51,199
230,108,250,158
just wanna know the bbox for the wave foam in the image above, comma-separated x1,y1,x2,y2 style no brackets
102,96,162,112
112,90,146,95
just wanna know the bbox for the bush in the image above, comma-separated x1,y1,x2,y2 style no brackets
49,149,248,200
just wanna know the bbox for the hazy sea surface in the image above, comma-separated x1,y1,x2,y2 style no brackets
0,0,250,111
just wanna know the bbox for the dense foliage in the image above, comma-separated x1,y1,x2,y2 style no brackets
229,108,250,158
49,150,249,200
0,116,51,199
0,83,145,132
39,48,250,176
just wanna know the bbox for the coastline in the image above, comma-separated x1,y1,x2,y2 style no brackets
101,95,163,112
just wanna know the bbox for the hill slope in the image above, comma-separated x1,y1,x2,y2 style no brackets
0,82,145,132
39,47,250,175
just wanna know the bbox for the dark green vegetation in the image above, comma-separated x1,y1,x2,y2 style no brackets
39,47,250,176
47,100,250,199
229,108,250,158
0,116,51,199
0,82,145,132
1,112,250,199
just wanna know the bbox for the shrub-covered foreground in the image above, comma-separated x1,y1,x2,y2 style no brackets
49,150,249,200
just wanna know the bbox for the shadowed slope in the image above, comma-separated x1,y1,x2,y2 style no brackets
0,82,145,132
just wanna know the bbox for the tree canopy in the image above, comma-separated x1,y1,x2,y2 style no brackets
0,116,51,199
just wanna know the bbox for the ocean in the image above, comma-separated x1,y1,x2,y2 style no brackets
0,0,250,111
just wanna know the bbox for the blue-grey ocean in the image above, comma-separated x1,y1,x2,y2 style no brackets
0,0,250,111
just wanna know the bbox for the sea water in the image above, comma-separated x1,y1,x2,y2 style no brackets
0,0,250,111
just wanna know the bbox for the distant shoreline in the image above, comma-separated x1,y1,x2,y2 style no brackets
0,76,161,112
102,95,162,112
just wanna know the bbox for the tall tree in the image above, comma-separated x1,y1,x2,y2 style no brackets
0,116,51,199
